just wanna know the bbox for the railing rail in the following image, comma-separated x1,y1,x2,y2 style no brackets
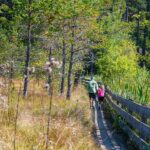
106,88,150,119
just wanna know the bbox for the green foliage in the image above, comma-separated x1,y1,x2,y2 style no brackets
94,1,138,81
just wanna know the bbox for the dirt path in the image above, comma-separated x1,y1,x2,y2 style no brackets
93,100,133,150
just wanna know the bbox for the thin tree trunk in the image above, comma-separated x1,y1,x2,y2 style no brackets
66,24,75,99
60,38,66,94
125,4,129,22
90,51,94,78
141,26,147,68
48,47,52,85
125,0,129,22
135,12,143,68
23,0,32,97
45,76,53,150
66,45,74,99
140,0,150,68
136,18,140,47
9,61,14,84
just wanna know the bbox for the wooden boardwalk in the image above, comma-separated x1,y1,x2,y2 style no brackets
92,100,132,150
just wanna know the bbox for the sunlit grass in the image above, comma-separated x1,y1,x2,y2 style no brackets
0,79,99,150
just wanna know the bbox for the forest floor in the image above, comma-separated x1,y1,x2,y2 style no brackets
0,80,100,150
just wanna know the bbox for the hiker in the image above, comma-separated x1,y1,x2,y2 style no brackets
97,84,105,104
87,77,98,108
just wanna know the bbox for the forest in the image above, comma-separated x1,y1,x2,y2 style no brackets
0,0,150,149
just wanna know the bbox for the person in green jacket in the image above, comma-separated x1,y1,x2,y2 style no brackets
87,77,98,108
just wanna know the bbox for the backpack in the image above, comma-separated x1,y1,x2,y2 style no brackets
88,81,97,93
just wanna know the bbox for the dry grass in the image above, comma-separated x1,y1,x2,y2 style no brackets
0,80,99,150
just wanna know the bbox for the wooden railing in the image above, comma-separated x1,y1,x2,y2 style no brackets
106,88,150,150
82,78,150,150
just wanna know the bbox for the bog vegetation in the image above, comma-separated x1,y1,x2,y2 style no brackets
0,80,99,149
0,0,150,149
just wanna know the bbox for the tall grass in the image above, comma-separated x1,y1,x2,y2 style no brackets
107,69,150,106
0,79,99,150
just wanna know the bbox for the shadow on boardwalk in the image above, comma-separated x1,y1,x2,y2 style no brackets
92,99,133,150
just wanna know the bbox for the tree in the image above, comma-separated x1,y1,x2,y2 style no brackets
60,29,66,94
12,0,45,96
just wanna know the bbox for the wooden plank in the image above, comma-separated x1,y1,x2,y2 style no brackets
106,88,150,119
106,95,150,139
106,98,150,150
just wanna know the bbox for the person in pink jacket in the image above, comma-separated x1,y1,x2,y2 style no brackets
97,85,105,103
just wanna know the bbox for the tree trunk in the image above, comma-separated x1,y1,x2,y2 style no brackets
66,24,75,99
90,51,94,78
140,0,150,67
140,26,147,67
48,47,52,85
126,6,129,22
66,45,74,99
9,61,14,84
23,0,32,97
60,38,66,94
136,18,140,47
125,0,129,22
